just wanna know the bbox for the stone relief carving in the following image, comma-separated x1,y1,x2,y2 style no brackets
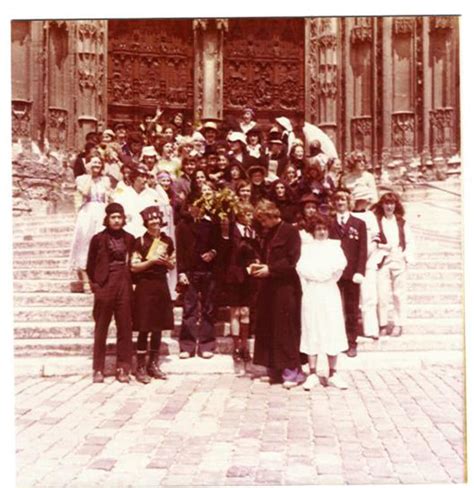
392,111,415,147
351,115,372,152
12,100,32,139
393,18,415,37
430,17,455,32
350,17,373,44
48,108,68,146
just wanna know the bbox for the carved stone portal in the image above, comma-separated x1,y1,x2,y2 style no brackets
12,100,32,139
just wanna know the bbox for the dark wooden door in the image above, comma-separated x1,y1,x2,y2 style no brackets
107,19,194,129
223,18,305,131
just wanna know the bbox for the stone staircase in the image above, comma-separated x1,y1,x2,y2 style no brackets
12,181,464,376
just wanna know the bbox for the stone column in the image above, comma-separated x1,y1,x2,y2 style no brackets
72,20,107,147
193,19,227,123
381,17,393,167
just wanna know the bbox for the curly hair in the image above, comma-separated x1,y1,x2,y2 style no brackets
372,192,405,219
299,212,330,236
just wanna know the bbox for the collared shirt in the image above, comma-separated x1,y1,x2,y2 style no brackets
337,211,351,227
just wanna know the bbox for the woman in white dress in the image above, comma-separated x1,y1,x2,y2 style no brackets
297,196,349,390
68,154,111,291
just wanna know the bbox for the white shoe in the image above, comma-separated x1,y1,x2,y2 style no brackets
201,351,214,359
328,373,348,390
179,351,191,359
303,373,319,391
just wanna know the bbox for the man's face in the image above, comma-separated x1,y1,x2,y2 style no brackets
116,128,127,141
108,213,125,230
250,171,264,185
204,129,216,143
133,175,146,193
131,142,142,154
183,159,196,176
335,195,349,213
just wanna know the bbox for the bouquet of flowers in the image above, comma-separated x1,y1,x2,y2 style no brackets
192,186,241,222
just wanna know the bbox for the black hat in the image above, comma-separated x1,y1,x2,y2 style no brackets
299,194,319,207
140,206,163,224
246,125,262,137
268,132,284,145
247,165,267,177
105,202,125,216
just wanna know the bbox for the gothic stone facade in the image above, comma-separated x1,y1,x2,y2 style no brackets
11,17,460,175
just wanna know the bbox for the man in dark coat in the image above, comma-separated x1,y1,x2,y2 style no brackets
175,203,223,358
251,200,304,389
86,203,135,383
329,190,368,357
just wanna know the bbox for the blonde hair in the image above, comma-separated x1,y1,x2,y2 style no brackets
235,202,255,220
255,199,281,220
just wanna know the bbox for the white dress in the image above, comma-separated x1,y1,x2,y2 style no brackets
68,175,110,270
297,231,348,356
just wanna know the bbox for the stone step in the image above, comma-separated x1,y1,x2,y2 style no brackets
13,248,71,259
13,300,462,323
13,280,72,293
13,256,464,271
13,238,73,249
13,333,463,360
12,223,75,236
13,349,463,377
13,317,463,341
13,269,72,280
406,270,462,282
12,289,463,308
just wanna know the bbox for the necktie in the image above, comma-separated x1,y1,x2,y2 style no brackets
244,226,252,238
340,216,345,227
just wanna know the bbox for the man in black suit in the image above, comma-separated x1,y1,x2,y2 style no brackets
86,203,135,383
329,190,368,357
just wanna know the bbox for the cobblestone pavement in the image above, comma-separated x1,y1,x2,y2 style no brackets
15,366,465,486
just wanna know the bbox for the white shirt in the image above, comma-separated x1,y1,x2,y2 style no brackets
337,211,351,226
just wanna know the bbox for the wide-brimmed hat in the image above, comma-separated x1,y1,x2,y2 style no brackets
299,193,319,207
275,116,293,132
192,131,206,142
227,132,247,145
140,145,159,160
201,120,218,132
247,165,267,177
103,129,115,138
352,185,374,202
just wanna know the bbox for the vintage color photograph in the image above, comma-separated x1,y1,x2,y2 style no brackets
10,13,465,487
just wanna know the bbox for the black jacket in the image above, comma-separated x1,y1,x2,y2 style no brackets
329,215,368,280
86,228,135,286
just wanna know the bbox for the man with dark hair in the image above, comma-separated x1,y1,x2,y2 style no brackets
329,190,368,358
86,203,135,383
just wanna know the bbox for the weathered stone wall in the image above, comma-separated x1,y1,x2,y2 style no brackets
12,139,76,216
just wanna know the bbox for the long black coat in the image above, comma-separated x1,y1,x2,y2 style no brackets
328,215,367,280
253,221,302,370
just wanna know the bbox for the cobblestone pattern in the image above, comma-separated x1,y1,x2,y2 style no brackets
15,366,465,486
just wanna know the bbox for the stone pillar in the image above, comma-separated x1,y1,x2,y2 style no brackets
305,18,339,149
11,21,34,144
193,19,227,123
422,17,432,164
380,18,393,170
73,20,107,147
44,21,74,150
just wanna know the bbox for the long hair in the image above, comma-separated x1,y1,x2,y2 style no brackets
268,178,293,203
372,192,405,219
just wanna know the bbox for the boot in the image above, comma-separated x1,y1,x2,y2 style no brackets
135,353,151,384
147,350,168,380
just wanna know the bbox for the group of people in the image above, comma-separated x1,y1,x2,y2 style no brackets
68,107,414,389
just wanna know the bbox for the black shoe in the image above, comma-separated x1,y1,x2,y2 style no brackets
346,346,357,358
135,366,151,384
92,370,104,383
240,349,252,363
116,368,130,383
232,348,242,362
147,362,168,380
